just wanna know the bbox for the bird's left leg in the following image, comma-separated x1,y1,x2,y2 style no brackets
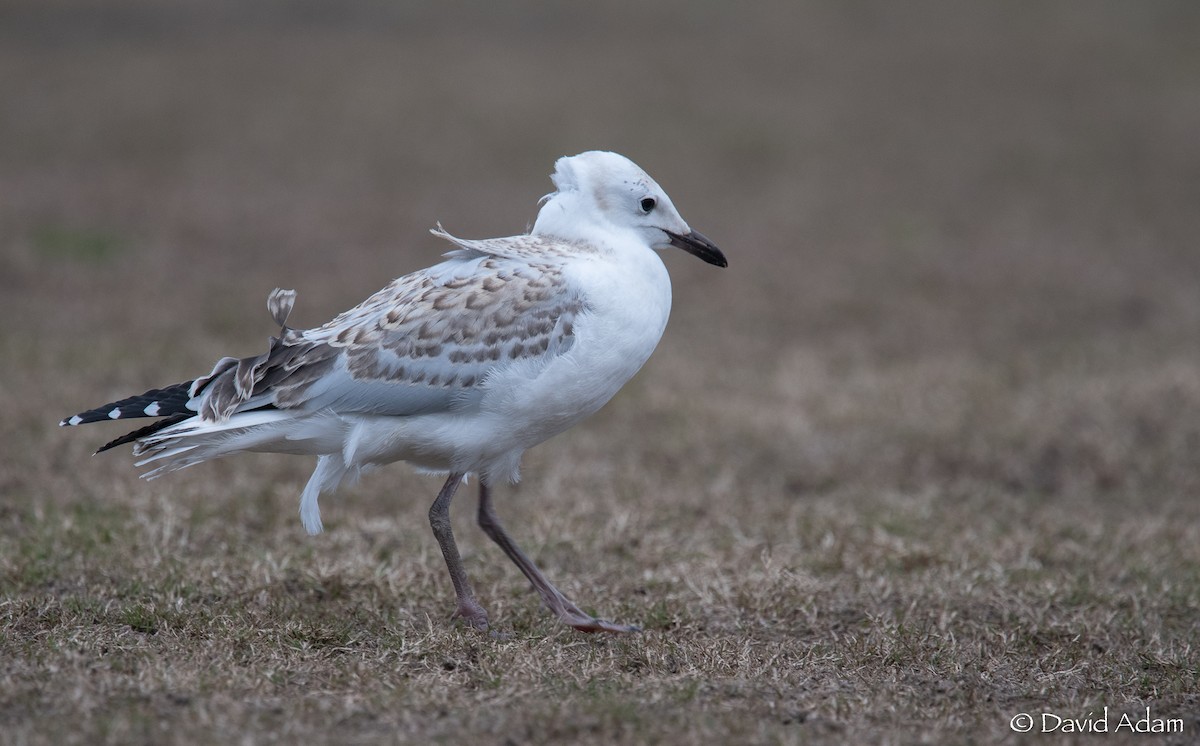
476,482,639,633
428,473,489,630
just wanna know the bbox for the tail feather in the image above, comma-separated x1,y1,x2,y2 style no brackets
132,409,301,477
59,381,195,427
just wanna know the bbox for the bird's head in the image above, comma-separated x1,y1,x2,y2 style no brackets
533,151,727,267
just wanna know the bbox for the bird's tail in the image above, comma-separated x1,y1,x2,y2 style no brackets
131,409,299,478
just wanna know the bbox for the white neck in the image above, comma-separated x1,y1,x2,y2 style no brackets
532,192,602,243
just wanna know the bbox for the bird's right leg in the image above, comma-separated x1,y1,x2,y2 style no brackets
428,473,489,630
476,482,639,633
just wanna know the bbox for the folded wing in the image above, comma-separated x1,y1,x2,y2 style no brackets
195,242,585,422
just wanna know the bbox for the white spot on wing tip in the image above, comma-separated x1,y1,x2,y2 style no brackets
108,408,122,420
66,415,83,426
144,402,160,416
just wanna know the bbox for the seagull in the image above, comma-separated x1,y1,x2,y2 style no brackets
59,151,727,633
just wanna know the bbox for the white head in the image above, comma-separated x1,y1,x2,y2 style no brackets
532,151,727,267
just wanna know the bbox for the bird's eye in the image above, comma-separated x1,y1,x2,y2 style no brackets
639,197,657,213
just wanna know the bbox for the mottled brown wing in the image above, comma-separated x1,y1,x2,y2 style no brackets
191,241,587,421
289,253,584,416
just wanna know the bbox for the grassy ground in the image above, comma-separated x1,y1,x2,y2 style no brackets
3,1,1199,743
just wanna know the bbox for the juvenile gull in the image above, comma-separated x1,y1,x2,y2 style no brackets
60,151,727,633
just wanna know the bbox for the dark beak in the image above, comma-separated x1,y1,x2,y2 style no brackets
666,230,728,268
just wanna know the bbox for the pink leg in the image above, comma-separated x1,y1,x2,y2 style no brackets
428,473,489,630
476,482,639,633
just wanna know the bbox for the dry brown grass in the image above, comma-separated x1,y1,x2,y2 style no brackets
3,2,1200,744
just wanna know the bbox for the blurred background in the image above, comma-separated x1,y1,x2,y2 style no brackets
2,1,1200,739
5,0,1198,502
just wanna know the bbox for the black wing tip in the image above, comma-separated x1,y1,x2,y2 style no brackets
58,380,197,430
93,413,192,454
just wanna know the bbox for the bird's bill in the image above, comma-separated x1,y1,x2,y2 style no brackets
666,230,728,268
